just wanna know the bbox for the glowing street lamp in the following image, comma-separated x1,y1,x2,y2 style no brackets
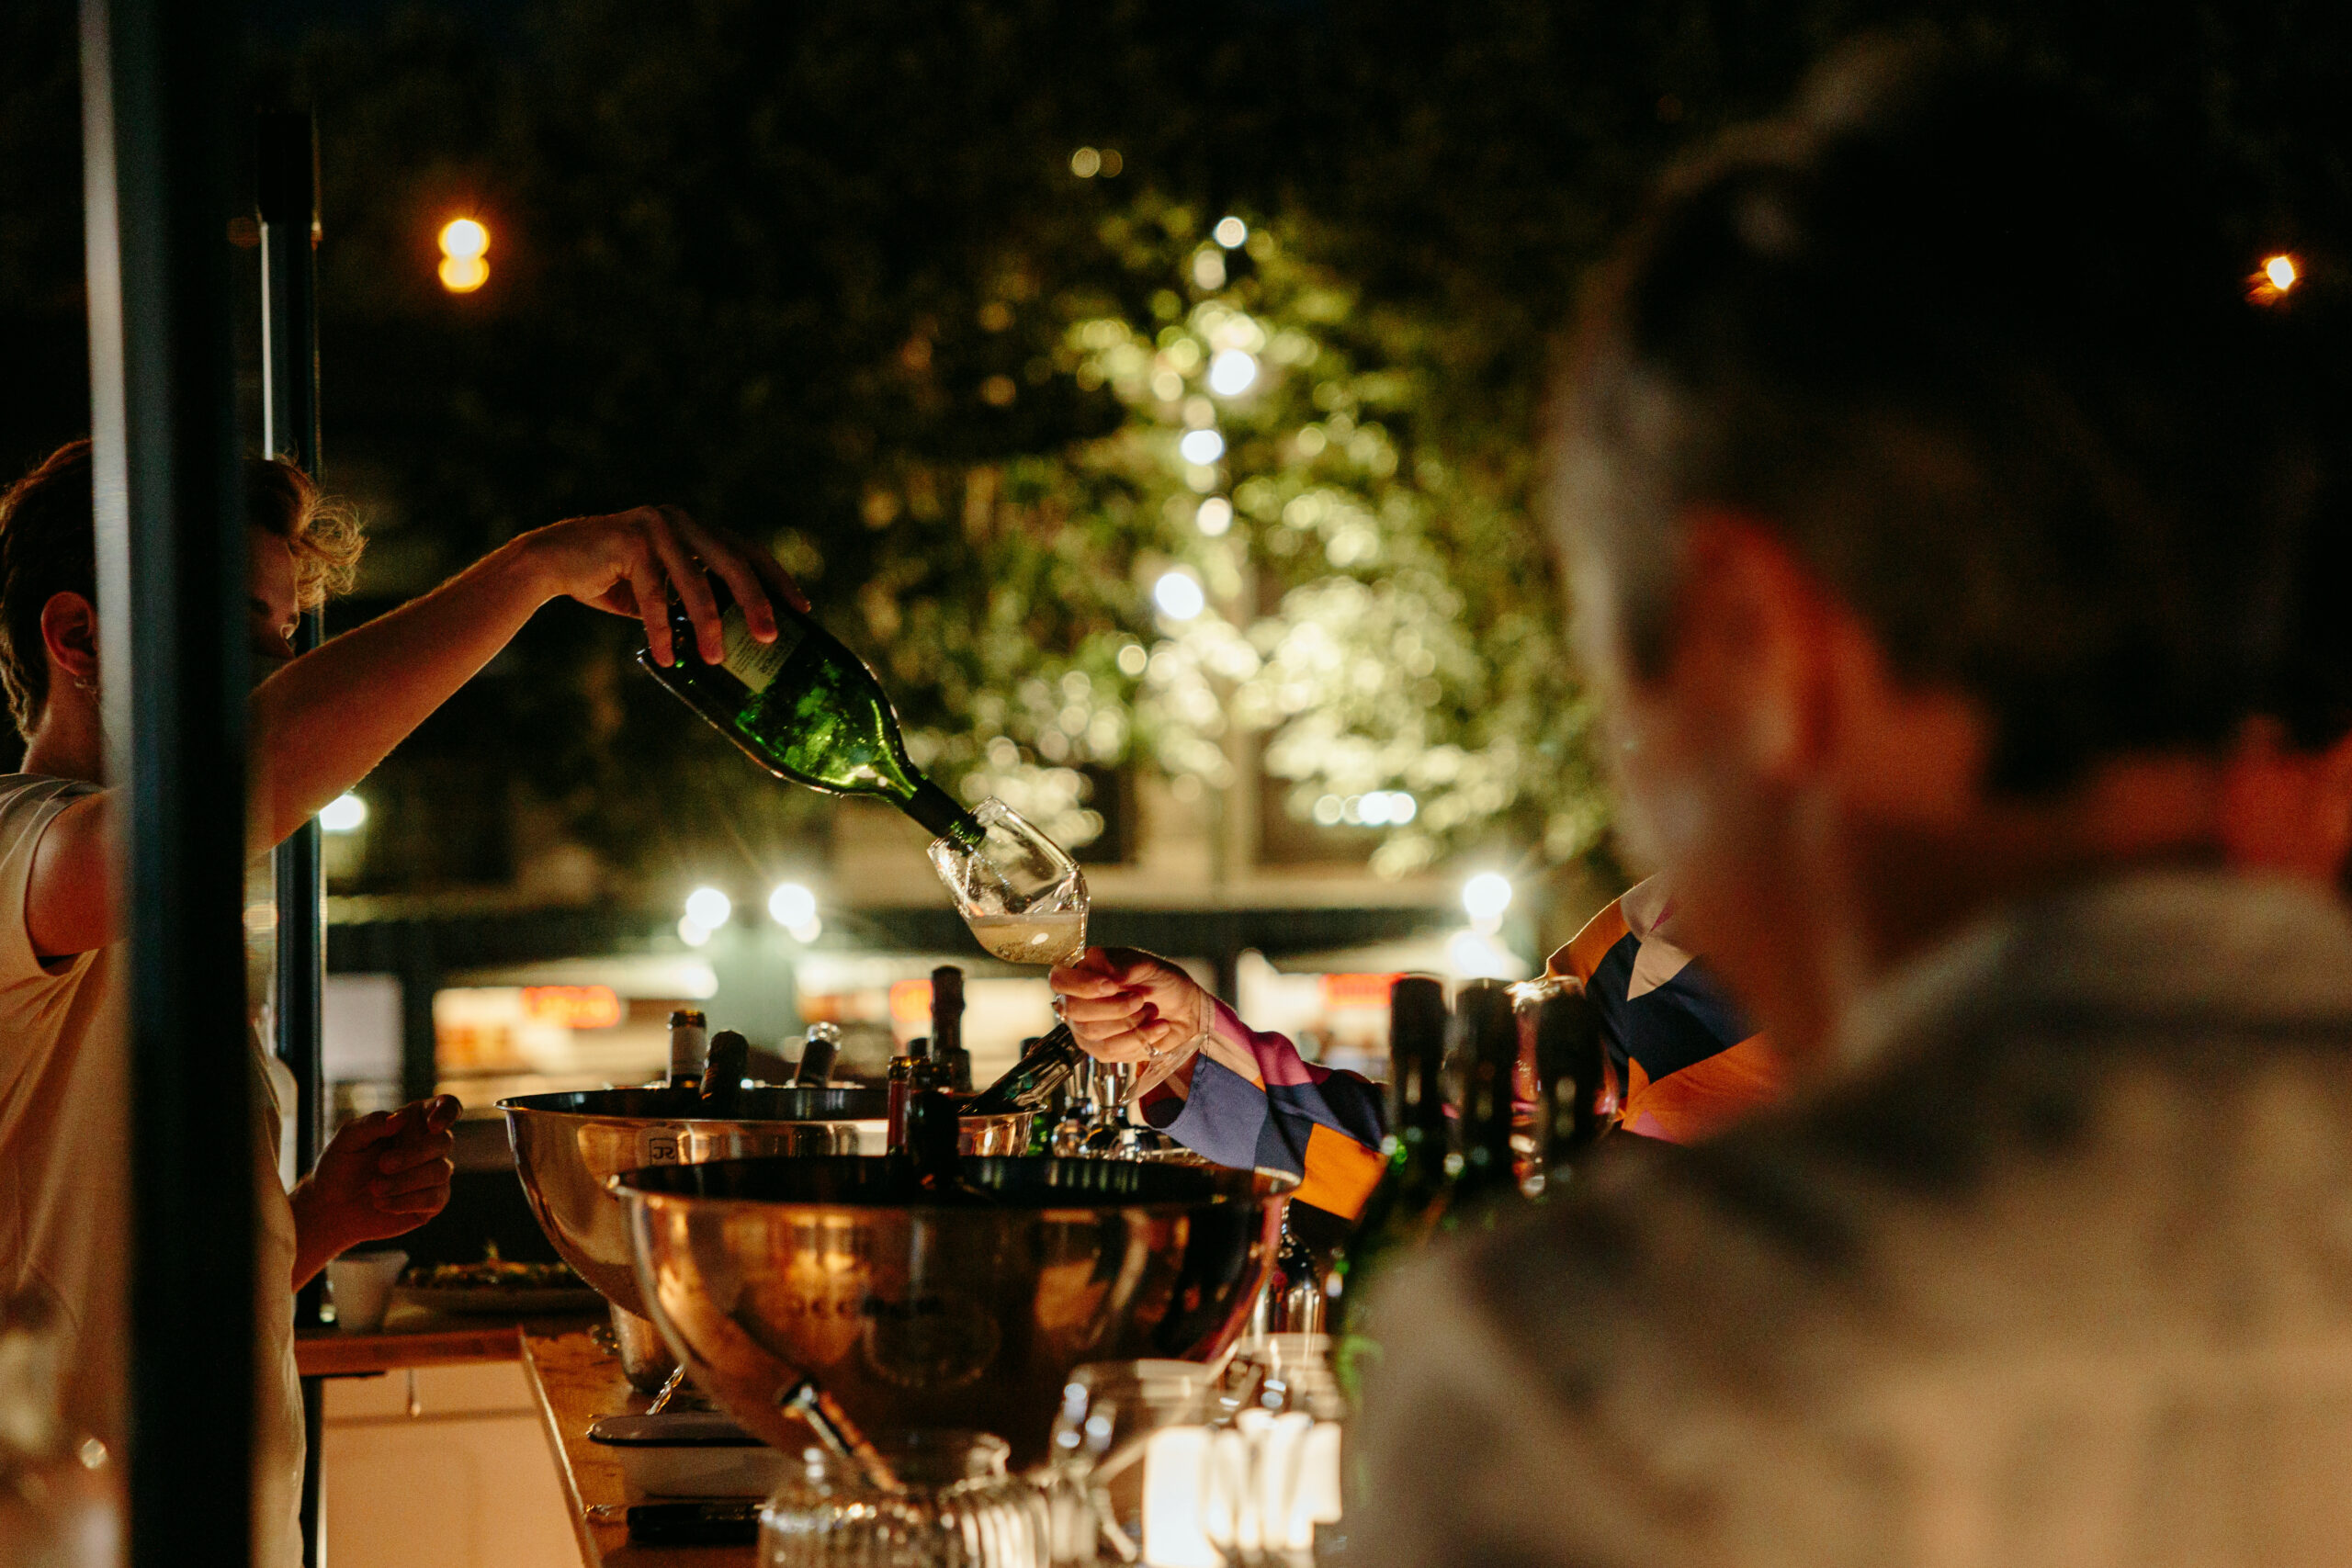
1462,872,1513,931
2250,251,2301,304
684,886,732,931
437,217,490,293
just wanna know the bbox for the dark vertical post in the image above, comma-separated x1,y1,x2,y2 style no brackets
256,106,329,1567
401,923,442,1104
82,2,254,1565
258,107,324,1194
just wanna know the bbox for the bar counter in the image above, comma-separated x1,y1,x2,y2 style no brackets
299,1304,753,1565
519,1323,757,1567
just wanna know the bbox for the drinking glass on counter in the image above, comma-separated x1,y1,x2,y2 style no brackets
760,1430,1046,1568
1136,1336,1346,1568
1042,1361,1211,1568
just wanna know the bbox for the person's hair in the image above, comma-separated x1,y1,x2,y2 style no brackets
0,438,364,736
1552,36,2313,795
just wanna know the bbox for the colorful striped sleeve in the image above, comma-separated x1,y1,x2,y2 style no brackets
1136,999,1390,1223
1549,876,1784,1144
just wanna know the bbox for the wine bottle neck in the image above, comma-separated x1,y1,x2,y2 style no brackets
967,1023,1082,1114
905,778,986,848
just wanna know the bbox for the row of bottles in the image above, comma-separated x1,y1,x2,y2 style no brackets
1303,975,1608,1385
661,1007,839,1100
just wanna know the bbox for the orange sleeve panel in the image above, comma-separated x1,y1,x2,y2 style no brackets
1619,1034,1785,1144
1550,900,1629,988
1290,1121,1390,1222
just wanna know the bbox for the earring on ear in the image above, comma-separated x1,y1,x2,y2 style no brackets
72,676,99,698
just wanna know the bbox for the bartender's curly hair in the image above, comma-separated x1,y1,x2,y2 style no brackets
0,438,364,737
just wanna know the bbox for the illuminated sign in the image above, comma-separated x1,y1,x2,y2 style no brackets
521,986,623,1030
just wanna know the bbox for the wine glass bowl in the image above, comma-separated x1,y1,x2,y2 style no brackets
929,798,1091,968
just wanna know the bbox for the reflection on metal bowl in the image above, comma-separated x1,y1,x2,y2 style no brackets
616,1156,1292,1468
499,1088,1033,1319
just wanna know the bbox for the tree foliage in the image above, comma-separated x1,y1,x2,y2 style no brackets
5,0,2350,885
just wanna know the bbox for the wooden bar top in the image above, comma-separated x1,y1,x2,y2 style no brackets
519,1324,757,1568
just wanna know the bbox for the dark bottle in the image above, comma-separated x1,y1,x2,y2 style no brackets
791,1021,840,1087
886,1035,935,1148
1528,983,1608,1199
931,965,973,1094
1328,976,1450,1337
699,1030,751,1111
639,578,985,849
962,1023,1085,1116
898,1090,964,1196
1442,980,1521,1225
665,1009,708,1091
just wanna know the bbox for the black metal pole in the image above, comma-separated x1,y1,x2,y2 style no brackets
258,108,325,1202
256,106,331,1568
81,2,255,1565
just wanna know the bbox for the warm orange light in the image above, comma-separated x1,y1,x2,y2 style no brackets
437,254,488,293
2265,254,2299,291
437,218,491,293
1320,973,1404,1010
439,218,489,260
521,985,622,1030
889,977,934,1026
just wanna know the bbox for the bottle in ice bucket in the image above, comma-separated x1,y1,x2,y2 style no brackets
931,964,973,1094
638,576,987,849
1328,976,1451,1397
664,1009,707,1091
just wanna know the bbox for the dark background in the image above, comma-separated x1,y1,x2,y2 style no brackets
3,0,2344,891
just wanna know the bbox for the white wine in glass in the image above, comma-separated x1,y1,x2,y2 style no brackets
965,912,1089,967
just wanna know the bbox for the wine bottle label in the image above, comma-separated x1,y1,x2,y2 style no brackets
717,610,803,694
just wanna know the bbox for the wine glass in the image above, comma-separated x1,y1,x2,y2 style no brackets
929,798,1091,968
932,798,1197,1108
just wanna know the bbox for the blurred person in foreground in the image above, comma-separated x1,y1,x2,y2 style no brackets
1349,40,2350,1568
0,441,802,1566
2221,472,2352,884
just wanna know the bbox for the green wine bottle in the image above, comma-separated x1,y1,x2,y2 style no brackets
639,581,985,848
1329,976,1451,1348
1441,979,1521,1226
1528,982,1607,1200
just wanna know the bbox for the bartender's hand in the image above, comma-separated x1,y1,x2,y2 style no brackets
513,504,810,668
288,1095,463,1290
1048,948,1216,1063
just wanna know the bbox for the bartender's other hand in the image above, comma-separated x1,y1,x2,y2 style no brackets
1049,948,1214,1064
298,1095,463,1251
515,504,809,668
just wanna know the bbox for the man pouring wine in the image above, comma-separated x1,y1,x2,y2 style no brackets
0,439,802,1568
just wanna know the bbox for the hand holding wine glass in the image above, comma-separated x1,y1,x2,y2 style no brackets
1049,948,1215,1085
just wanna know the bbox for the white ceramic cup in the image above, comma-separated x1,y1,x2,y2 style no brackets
327,1250,409,1333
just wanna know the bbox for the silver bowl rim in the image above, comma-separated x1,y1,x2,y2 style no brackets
606,1153,1296,1216
499,1087,889,1127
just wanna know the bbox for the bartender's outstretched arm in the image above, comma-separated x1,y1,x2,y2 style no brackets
20,493,804,960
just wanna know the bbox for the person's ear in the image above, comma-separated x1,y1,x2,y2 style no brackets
1670,511,1834,785
39,592,101,695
